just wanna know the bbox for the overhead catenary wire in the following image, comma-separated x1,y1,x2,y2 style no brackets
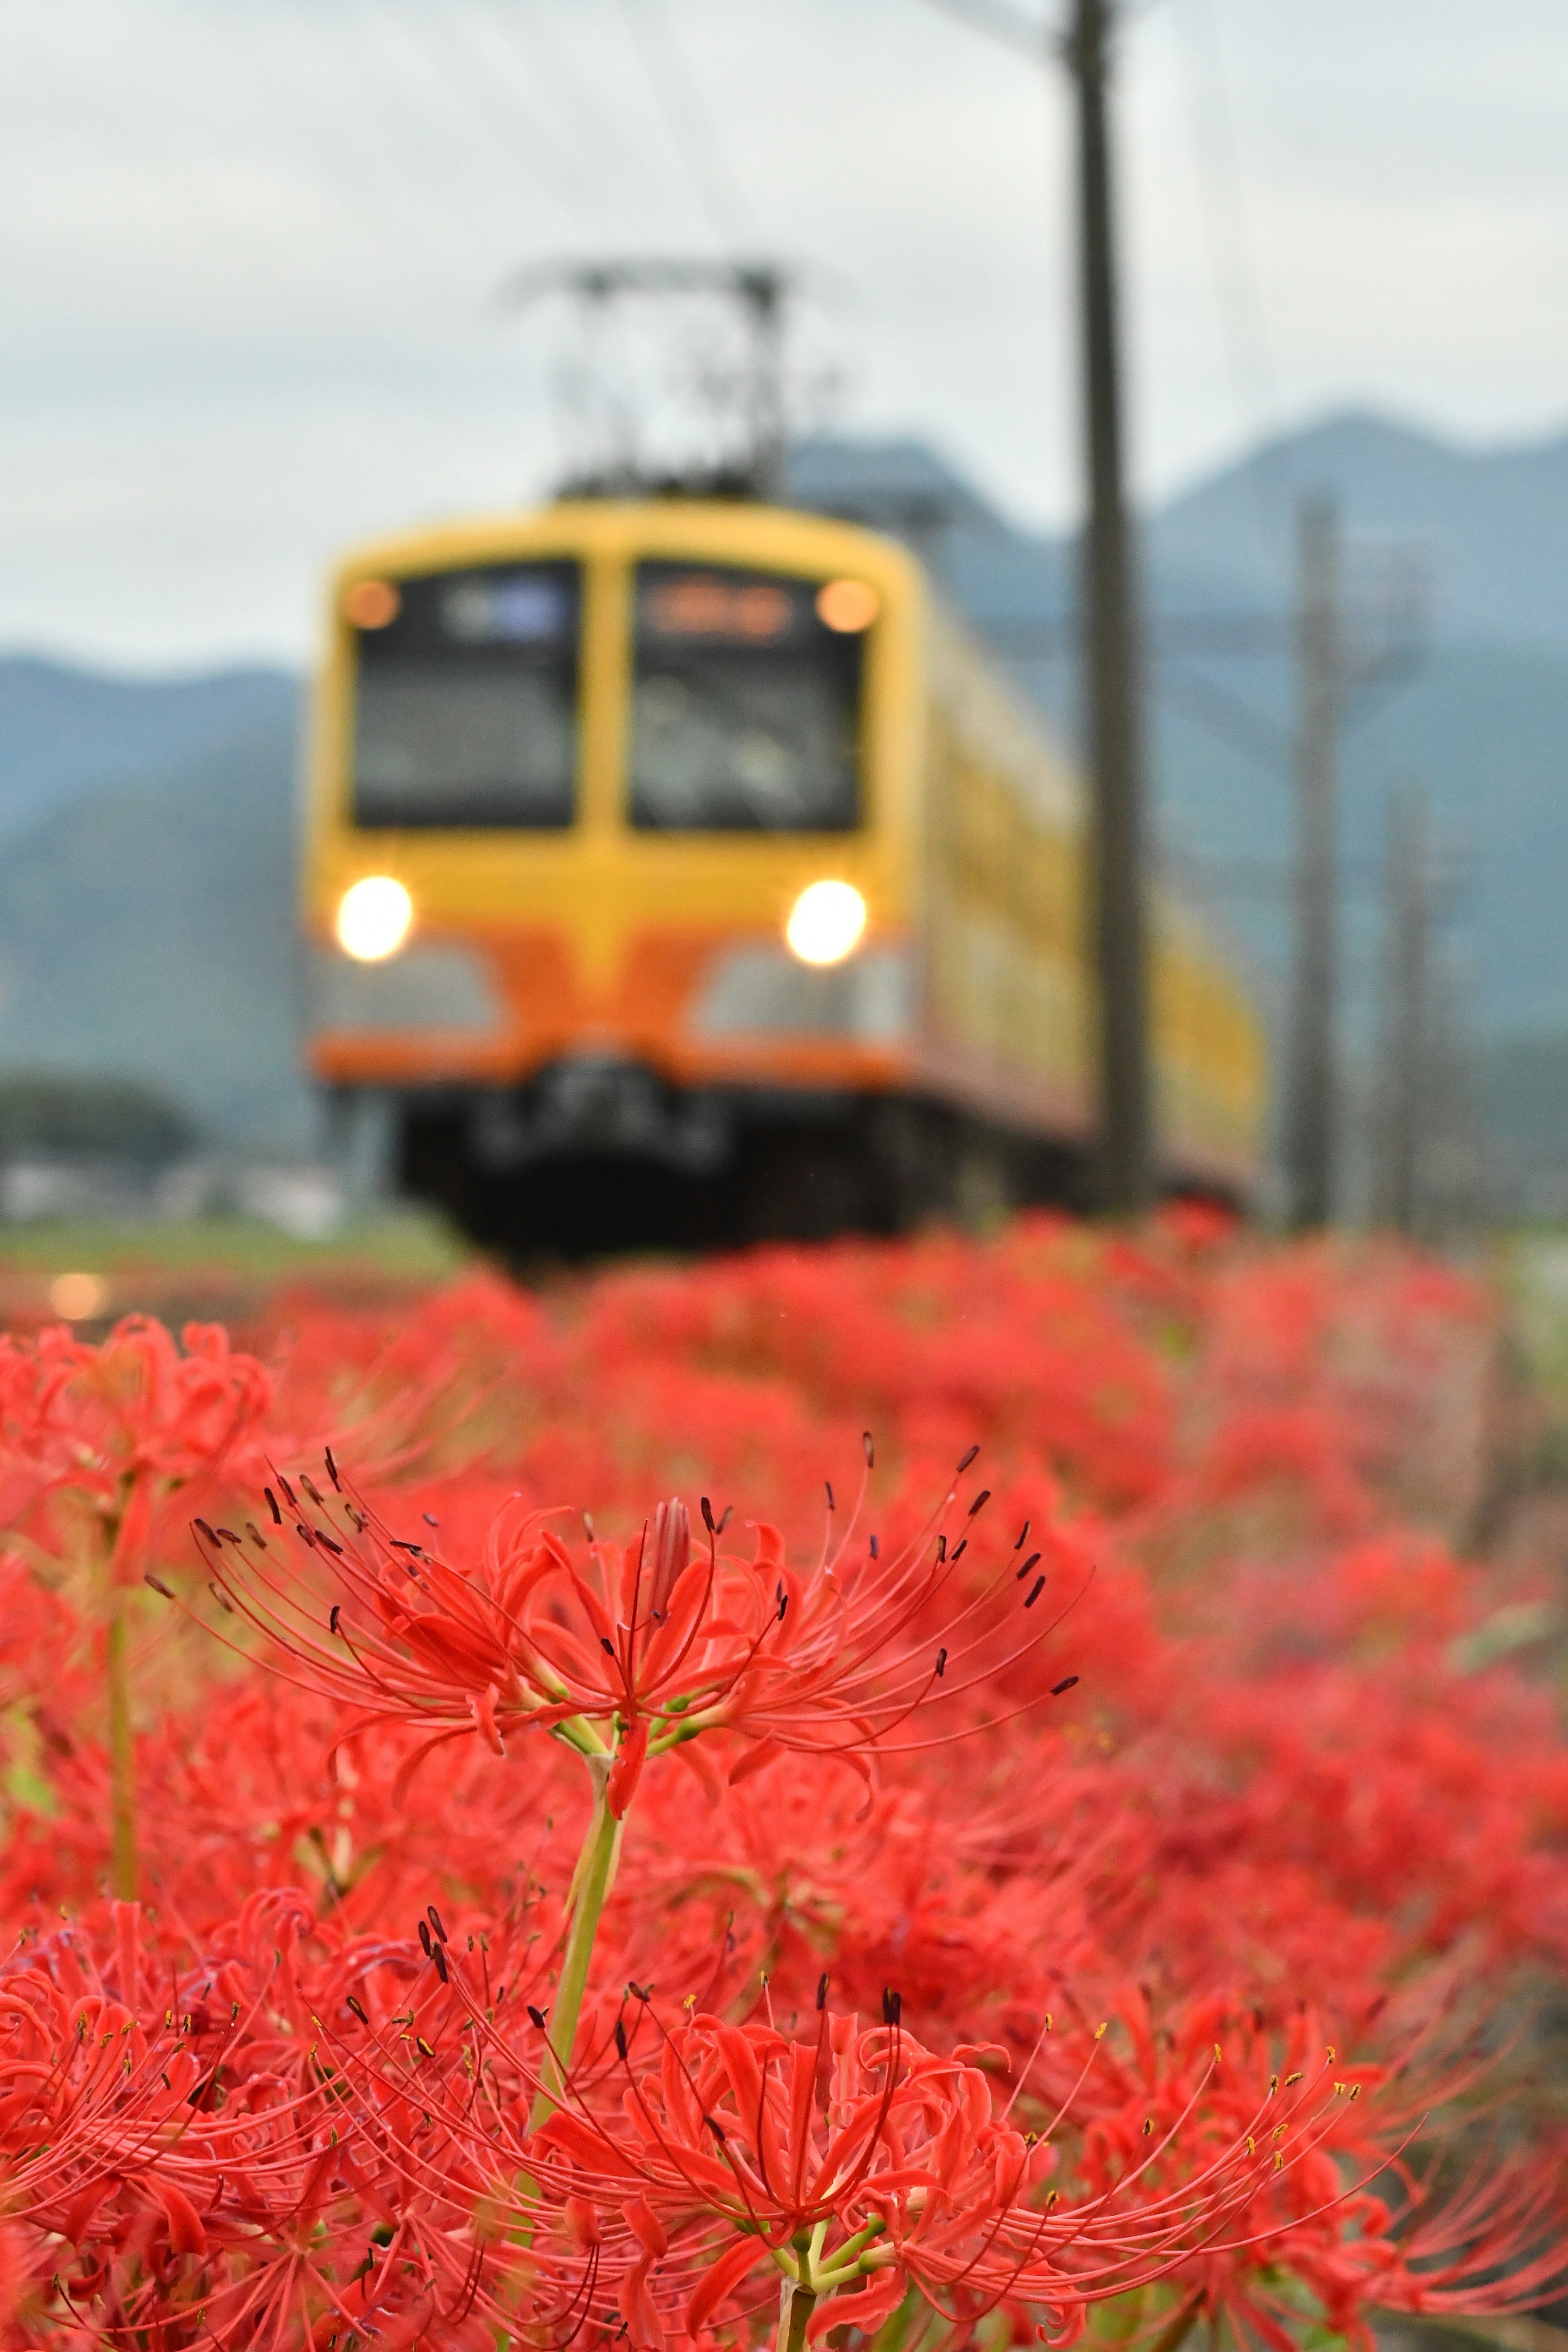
1169,0,1287,551
1171,0,1275,429
363,0,591,217
443,0,664,212
613,0,762,245
334,0,587,283
253,0,520,291
910,0,1054,58
39,0,458,321
166,16,424,312
462,0,673,209
342,0,557,223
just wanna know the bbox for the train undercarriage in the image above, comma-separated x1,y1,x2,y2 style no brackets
342,1056,1094,1261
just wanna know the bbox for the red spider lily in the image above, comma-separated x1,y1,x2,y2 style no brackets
570,1220,1180,1511
663,1493,1096,1804
0,1316,279,1900
0,1316,274,1579
1328,2142,1568,2329
514,1994,1303,2349
0,1223,1562,2351
0,1899,527,2349
189,1479,630,1800
1047,1988,1568,2352
192,1452,1089,1817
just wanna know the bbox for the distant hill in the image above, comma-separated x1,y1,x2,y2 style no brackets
1477,1034,1568,1216
1150,410,1568,647
1145,635,1568,1036
794,409,1568,646
0,713,313,1151
0,655,297,843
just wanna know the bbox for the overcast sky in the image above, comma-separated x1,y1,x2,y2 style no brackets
6,0,1568,668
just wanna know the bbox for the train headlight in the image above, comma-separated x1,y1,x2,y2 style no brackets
336,876,413,962
815,578,880,633
785,880,866,968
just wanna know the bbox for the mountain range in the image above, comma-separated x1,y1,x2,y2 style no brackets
0,665,310,1150
0,658,298,847
1152,411,1568,646
2,406,1565,1197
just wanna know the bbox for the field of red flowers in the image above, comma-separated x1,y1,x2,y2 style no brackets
2,1209,1566,2350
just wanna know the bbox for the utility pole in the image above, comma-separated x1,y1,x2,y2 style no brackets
1285,493,1343,1229
1375,787,1430,1234
1067,0,1153,1216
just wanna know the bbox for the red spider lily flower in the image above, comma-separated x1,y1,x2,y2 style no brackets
1327,2142,1568,2334
192,1483,618,1802
521,1994,1292,2350
193,1451,1089,1817
669,1494,1096,1806
0,1900,516,2349
192,1482,768,1811
1050,1989,1568,2352
0,1315,273,1580
0,1230,1563,2350
1176,2137,1568,2352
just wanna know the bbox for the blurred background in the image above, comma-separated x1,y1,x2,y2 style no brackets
4,0,1567,1250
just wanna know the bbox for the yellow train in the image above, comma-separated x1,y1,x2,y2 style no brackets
301,498,1265,1250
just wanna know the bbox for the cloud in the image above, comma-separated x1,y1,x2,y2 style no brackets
2,0,1565,663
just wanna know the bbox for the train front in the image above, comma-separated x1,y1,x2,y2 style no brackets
301,503,923,1252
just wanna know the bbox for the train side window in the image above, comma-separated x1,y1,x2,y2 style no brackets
628,563,865,832
347,561,580,829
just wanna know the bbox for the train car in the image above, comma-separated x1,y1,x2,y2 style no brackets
300,499,1265,1252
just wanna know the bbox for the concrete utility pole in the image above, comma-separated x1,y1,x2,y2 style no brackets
1067,0,1154,1215
1285,493,1343,1229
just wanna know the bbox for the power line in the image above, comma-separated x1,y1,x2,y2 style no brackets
1169,0,1286,552
443,0,611,198
910,0,1053,58
364,0,589,217
42,0,462,319
1170,0,1275,428
143,8,445,314
613,0,760,245
465,0,670,209
268,0,517,287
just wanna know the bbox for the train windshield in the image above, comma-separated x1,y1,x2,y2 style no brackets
629,564,865,831
349,562,579,829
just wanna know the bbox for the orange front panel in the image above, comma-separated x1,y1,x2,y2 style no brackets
307,923,915,1095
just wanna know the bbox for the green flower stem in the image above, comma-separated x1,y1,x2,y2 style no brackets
498,1751,627,2342
528,1751,622,2128
776,2276,819,2352
106,1585,138,1901
814,2244,886,2292
770,2217,892,2349
551,1713,610,1761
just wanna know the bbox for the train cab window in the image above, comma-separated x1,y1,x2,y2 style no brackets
348,561,580,829
629,564,865,832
